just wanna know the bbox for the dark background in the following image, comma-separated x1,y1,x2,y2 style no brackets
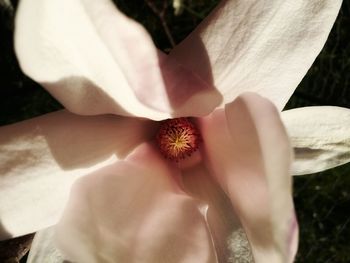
0,0,349,262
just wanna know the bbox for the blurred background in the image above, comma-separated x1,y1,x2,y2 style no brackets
0,0,349,262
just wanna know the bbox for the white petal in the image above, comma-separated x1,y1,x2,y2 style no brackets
27,228,68,263
282,106,350,175
171,0,341,110
199,93,298,263
55,143,217,263
0,111,154,239
182,164,253,263
15,0,220,120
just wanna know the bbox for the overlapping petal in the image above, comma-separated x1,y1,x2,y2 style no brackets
15,0,221,120
199,93,298,262
0,111,154,239
282,106,350,175
171,0,342,110
7,0,344,260
182,164,253,262
27,227,67,263
55,143,217,263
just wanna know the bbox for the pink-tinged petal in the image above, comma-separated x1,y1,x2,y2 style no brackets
55,143,217,263
27,228,67,263
171,0,341,110
0,111,154,239
182,164,253,263
155,52,222,118
15,0,221,120
282,106,350,175
199,93,298,262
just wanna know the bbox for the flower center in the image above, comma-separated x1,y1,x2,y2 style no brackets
156,118,201,161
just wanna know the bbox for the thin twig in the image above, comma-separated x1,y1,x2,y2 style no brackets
145,0,176,47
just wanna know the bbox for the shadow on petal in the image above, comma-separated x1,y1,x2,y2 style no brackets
0,111,157,238
157,50,222,118
55,143,217,263
181,163,253,263
0,222,11,240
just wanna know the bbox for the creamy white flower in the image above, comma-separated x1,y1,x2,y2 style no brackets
0,0,348,263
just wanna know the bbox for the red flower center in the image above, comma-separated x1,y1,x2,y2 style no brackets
156,118,201,161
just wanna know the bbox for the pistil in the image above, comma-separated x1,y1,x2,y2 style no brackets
156,118,201,161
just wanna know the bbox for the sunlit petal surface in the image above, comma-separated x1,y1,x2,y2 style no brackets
199,93,298,262
171,0,341,110
15,0,221,120
0,111,154,239
55,144,217,263
282,106,350,175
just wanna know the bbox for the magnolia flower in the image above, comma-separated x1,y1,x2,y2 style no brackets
0,0,349,262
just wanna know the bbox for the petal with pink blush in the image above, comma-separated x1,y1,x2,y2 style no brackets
15,0,220,120
282,106,350,175
199,93,298,263
0,111,154,239
171,0,341,110
182,164,253,263
55,144,217,263
156,52,222,118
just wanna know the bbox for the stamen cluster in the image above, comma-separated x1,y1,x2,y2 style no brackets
156,118,201,161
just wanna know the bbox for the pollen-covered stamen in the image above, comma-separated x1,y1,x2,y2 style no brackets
156,118,201,161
